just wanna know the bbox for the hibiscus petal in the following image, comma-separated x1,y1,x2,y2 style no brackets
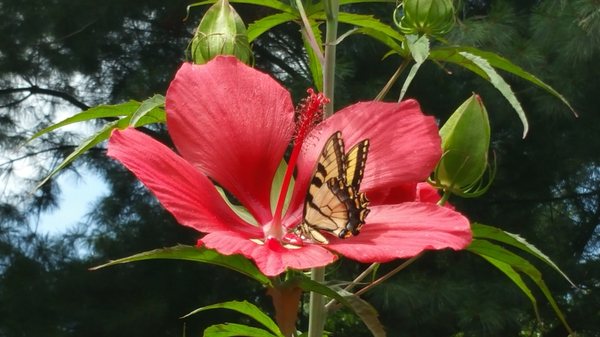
166,57,295,223
108,128,260,237
290,100,441,211
326,203,471,262
201,231,337,277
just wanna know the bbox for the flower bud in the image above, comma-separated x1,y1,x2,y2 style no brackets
434,94,492,197
395,0,455,36
190,0,252,64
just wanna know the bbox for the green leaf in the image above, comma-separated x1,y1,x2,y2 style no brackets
247,12,298,42
302,18,324,91
353,27,405,56
459,51,529,137
33,98,166,188
472,223,575,287
398,35,430,101
475,250,539,320
468,239,573,334
435,46,576,117
35,120,119,189
184,301,283,337
203,323,279,337
129,94,165,127
292,275,352,308
27,101,141,142
91,245,271,286
310,12,405,45
338,290,386,337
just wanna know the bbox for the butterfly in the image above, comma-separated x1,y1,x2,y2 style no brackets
299,131,370,244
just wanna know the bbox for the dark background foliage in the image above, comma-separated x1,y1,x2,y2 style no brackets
0,0,598,336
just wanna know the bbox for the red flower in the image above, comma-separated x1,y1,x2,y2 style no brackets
107,56,471,277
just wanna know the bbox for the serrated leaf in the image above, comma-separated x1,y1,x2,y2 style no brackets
91,245,271,285
302,18,324,91
184,301,283,337
472,223,575,287
398,35,429,101
468,239,573,333
434,46,576,117
458,51,529,137
338,290,386,337
354,27,405,56
310,12,405,45
203,323,279,337
129,94,165,127
248,12,298,42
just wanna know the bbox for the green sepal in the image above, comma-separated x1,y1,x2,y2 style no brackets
190,0,252,64
435,94,491,194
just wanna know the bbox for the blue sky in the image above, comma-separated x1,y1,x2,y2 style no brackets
36,169,108,235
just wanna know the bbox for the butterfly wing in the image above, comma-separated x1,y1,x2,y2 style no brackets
301,132,348,243
344,139,370,189
300,132,371,244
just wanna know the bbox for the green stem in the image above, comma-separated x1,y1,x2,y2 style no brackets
307,267,326,337
307,2,339,337
295,0,324,65
375,57,411,101
438,188,451,206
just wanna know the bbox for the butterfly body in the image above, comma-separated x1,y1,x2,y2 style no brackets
299,132,370,244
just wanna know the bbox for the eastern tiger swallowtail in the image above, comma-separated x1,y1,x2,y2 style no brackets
299,131,370,244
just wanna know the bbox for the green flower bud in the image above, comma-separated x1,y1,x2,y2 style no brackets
190,0,252,64
434,94,493,197
395,0,455,37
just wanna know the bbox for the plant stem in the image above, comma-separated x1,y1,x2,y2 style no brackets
307,267,326,337
307,2,339,337
375,57,411,101
294,0,324,65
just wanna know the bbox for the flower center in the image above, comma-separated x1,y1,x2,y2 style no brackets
267,89,329,240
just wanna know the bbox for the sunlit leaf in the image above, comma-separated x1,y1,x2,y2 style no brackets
129,94,165,127
184,301,283,337
468,239,573,334
91,245,271,286
459,51,529,137
398,35,429,101
472,223,575,287
27,101,139,142
433,46,576,116
248,12,298,42
35,120,119,189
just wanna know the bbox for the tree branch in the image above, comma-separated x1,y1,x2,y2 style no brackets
0,86,90,111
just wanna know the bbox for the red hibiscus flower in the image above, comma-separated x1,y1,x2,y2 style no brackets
107,56,471,277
